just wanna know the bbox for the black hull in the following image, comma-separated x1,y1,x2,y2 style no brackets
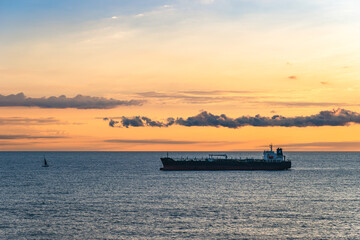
160,157,291,171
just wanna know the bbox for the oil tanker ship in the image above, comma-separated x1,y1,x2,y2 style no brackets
160,145,291,171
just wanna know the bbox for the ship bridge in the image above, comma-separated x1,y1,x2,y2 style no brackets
263,144,285,161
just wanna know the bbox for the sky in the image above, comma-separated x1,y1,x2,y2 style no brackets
0,0,359,151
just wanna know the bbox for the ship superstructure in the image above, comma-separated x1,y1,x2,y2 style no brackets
263,144,286,161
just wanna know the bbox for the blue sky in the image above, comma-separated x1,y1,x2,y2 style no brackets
1,0,357,39
0,0,323,29
0,0,326,45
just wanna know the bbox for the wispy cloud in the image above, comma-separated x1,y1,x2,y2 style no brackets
0,93,144,109
0,141,35,146
135,90,263,104
104,108,360,128
255,101,344,107
0,135,66,139
137,91,219,103
179,90,256,95
199,0,215,4
105,139,229,145
0,117,62,125
274,141,360,149
134,91,348,107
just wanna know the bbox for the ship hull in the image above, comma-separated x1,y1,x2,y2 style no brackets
160,157,291,171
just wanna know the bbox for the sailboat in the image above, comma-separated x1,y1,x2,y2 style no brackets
42,155,49,167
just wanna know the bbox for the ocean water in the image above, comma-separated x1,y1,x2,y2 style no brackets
0,151,359,240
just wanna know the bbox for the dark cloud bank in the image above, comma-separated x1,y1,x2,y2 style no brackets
0,93,144,109
104,108,360,128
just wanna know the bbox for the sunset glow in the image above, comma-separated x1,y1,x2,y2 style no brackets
1,0,359,150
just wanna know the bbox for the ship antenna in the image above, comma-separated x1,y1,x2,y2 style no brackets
270,144,273,151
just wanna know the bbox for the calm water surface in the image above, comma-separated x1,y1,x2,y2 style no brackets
0,151,359,239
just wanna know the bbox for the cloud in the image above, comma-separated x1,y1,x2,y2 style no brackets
256,101,343,107
134,91,350,107
199,0,215,4
104,108,360,128
0,135,66,139
108,119,119,127
275,141,360,149
104,116,167,128
135,91,262,104
179,90,256,95
0,117,62,125
0,93,144,109
136,91,217,103
288,75,297,79
106,139,202,144
141,117,166,127
105,139,229,145
0,142,34,146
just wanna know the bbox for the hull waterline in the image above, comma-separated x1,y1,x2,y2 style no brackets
160,157,291,171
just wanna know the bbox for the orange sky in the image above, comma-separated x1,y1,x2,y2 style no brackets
0,0,359,151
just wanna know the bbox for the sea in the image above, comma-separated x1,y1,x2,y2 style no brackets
0,151,359,239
